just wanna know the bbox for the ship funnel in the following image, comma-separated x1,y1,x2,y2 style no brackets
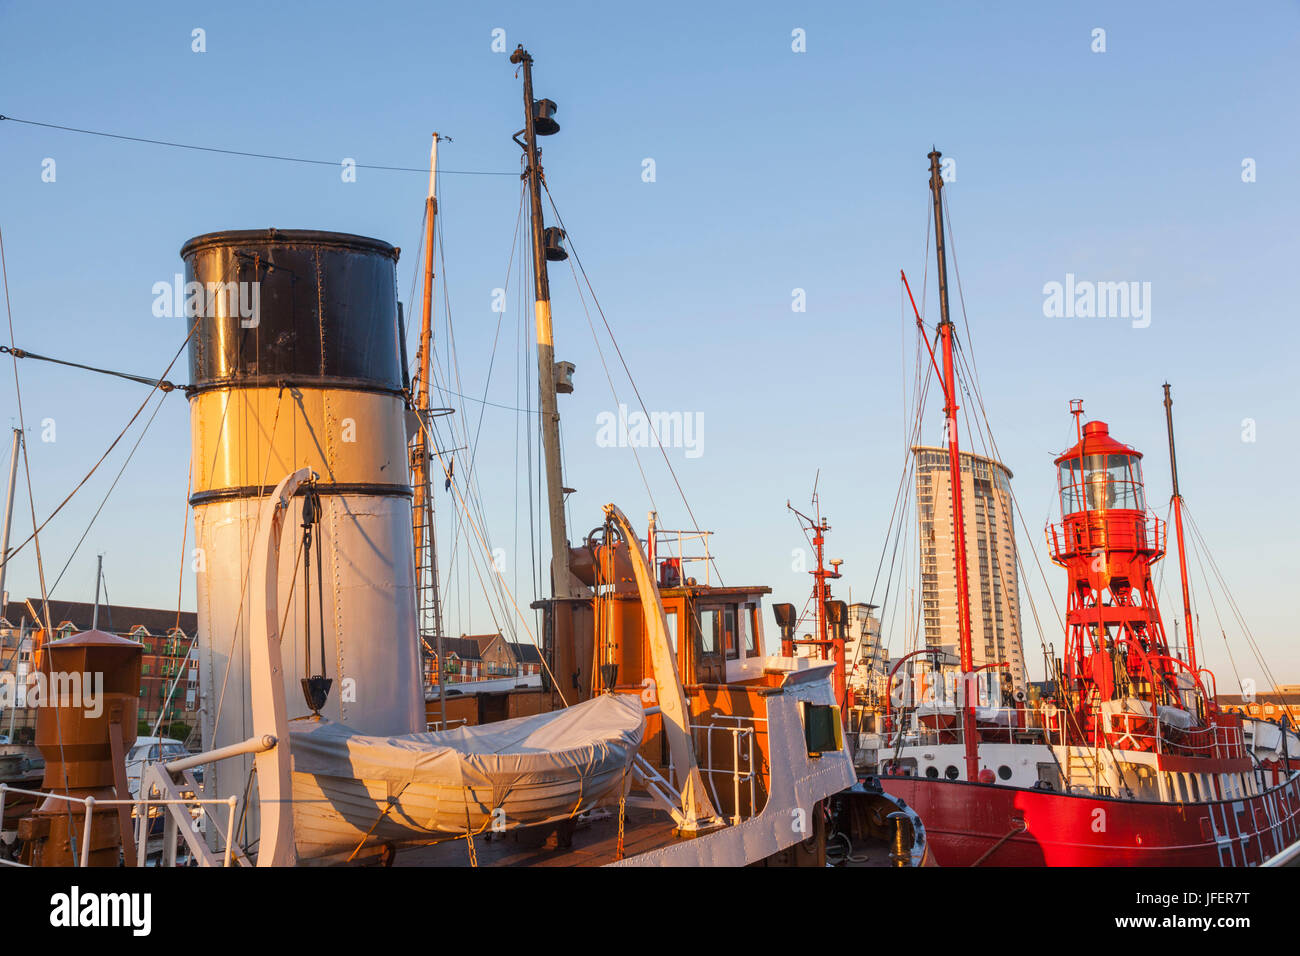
182,229,423,850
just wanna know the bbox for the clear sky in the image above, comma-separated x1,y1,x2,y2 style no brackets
1,2,1297,686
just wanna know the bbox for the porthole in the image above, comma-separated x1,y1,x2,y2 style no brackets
998,765,1013,781
925,766,939,779
944,765,959,780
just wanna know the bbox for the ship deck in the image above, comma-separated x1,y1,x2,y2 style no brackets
394,805,681,867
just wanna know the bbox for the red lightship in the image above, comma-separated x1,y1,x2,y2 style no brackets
871,150,1300,866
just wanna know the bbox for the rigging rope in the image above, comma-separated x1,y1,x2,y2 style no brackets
0,326,201,568
0,344,178,392
541,182,722,586
0,113,516,177
1,224,83,860
1184,503,1278,695
45,386,170,597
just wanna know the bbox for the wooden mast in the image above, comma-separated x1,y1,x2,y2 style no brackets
1162,383,1198,674
413,133,447,726
511,45,578,600
928,149,980,783
0,427,21,602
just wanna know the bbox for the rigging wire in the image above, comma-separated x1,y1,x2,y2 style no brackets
1184,503,1279,695
1182,508,1243,695
943,196,1065,640
1,224,82,859
870,192,935,672
0,323,197,569
45,386,170,597
430,176,529,642
561,243,661,518
0,114,516,177
146,454,197,744
411,406,568,704
540,182,722,585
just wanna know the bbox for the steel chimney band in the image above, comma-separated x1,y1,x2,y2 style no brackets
189,482,413,507
185,377,406,398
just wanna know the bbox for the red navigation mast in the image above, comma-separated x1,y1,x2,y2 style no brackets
1163,383,1199,674
788,494,846,712
896,150,980,783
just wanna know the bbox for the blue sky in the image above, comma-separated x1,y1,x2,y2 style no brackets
0,2,1297,684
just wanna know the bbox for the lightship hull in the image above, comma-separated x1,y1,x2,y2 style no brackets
879,771,1300,866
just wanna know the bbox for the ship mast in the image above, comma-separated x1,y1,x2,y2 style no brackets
1162,383,1198,673
789,492,844,711
927,148,980,783
413,133,447,725
511,45,578,599
0,427,21,603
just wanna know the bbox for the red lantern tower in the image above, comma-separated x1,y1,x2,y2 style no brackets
1046,402,1183,738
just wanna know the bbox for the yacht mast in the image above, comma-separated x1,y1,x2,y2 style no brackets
928,148,980,783
511,45,579,599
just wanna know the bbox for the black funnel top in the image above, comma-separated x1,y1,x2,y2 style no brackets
180,229,403,393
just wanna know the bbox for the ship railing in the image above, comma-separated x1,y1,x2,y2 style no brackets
0,782,242,868
652,528,714,587
1046,514,1166,561
425,717,469,732
690,715,764,824
1102,721,1246,760
891,706,1057,747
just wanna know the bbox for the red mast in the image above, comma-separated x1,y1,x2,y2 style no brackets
788,495,844,709
1163,384,1198,674
926,149,980,783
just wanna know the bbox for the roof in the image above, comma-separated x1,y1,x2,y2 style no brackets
912,445,1014,480
433,636,543,666
1,598,196,637
438,637,484,661
1218,694,1300,707
510,642,544,665
1054,420,1142,465
471,634,505,657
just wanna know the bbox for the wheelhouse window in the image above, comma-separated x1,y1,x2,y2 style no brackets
698,608,720,656
743,603,759,658
698,604,741,659
723,606,738,660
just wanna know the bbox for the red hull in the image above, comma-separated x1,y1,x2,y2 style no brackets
880,773,1300,866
